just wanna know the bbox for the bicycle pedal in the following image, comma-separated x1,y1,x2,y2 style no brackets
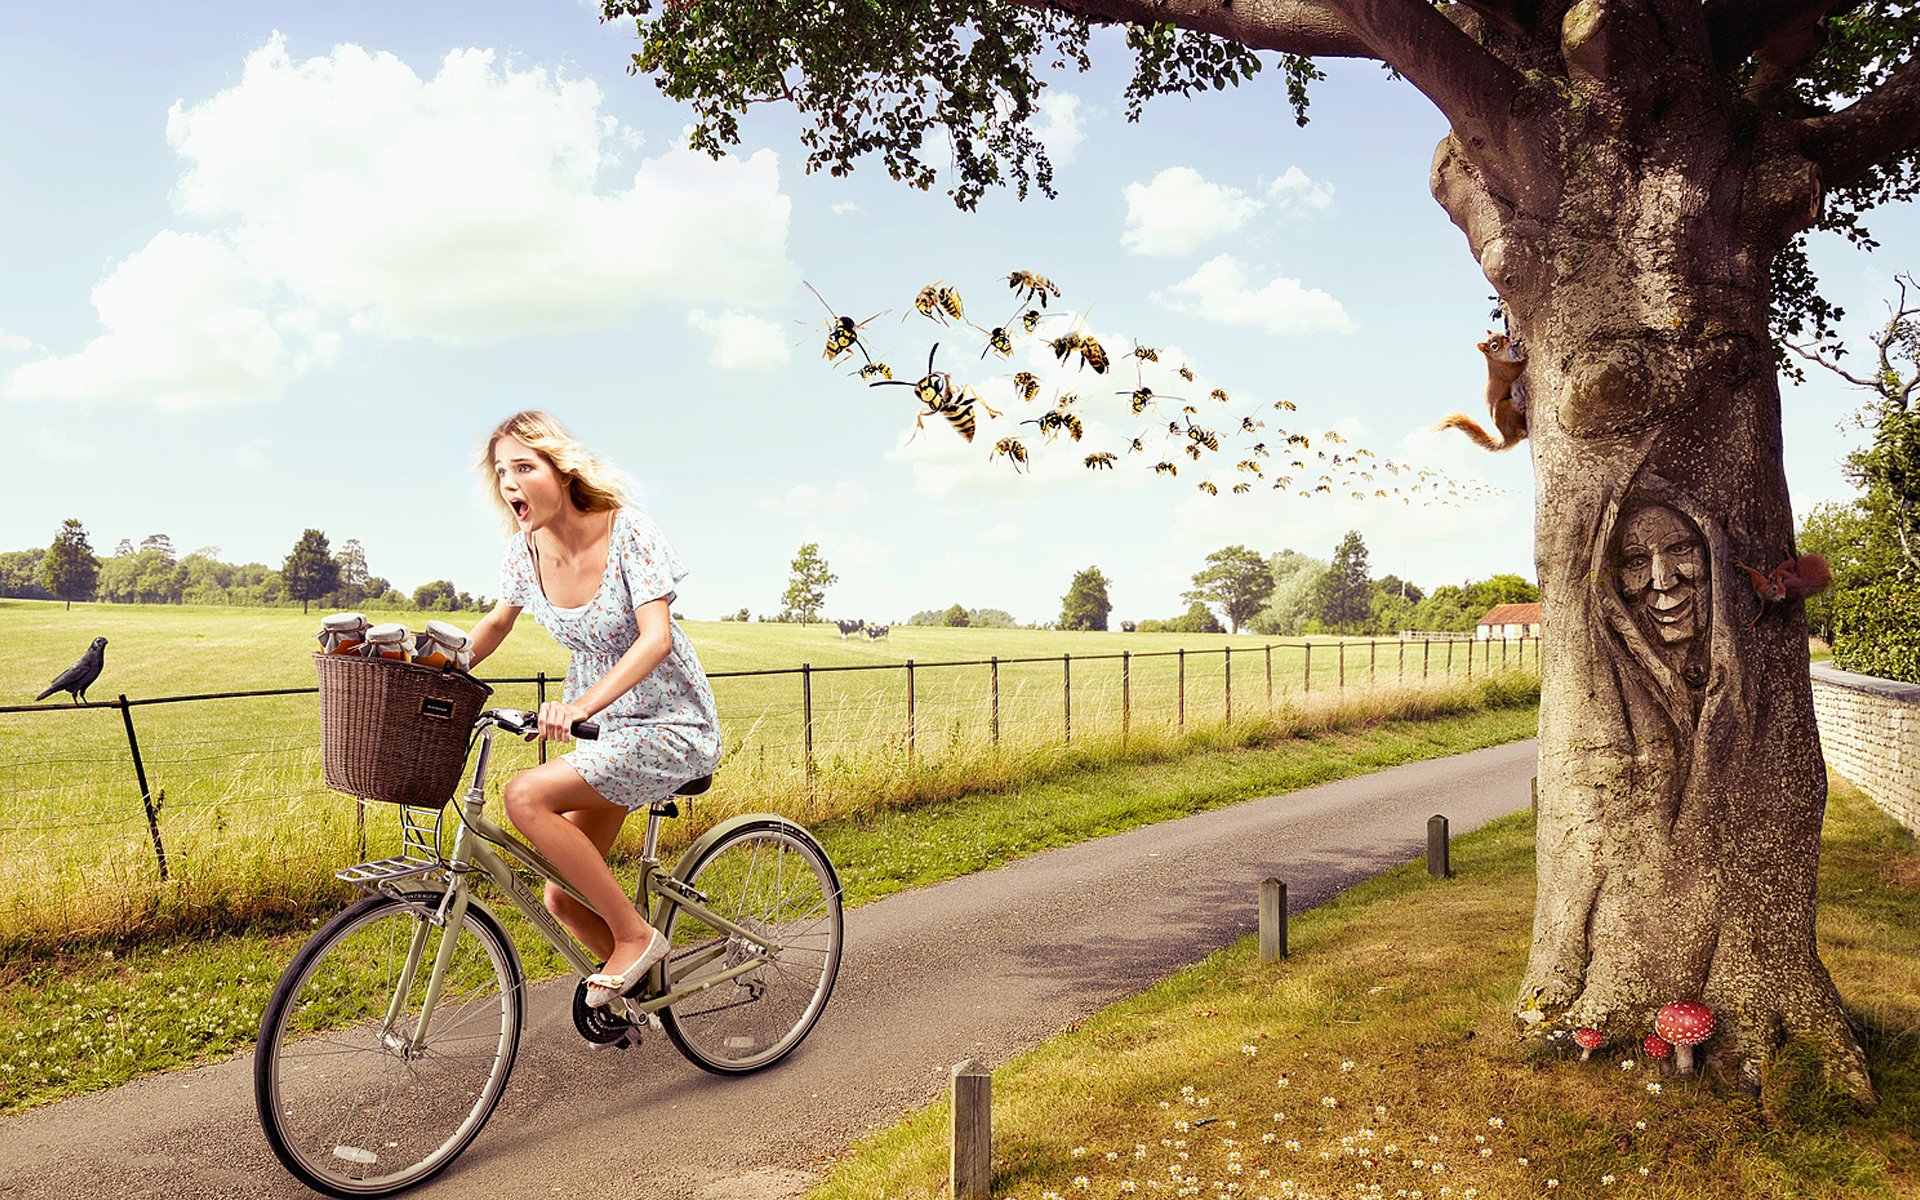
572,979,642,1047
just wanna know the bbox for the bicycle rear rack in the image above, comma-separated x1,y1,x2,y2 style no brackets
335,805,448,892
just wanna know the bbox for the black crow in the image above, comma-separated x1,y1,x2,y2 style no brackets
36,637,108,704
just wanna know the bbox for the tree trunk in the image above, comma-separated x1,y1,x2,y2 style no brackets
1429,80,1876,1102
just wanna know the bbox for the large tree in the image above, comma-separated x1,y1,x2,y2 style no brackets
1316,530,1373,632
782,542,836,623
1061,565,1115,630
39,519,98,610
281,530,340,615
1184,545,1274,633
606,0,1920,1100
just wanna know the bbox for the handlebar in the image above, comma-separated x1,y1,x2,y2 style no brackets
482,708,600,741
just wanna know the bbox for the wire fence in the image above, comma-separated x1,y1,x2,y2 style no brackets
0,635,1537,949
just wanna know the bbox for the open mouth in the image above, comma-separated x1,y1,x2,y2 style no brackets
511,499,530,521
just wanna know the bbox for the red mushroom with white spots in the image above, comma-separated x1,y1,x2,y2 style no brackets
1573,1027,1604,1062
1653,1001,1715,1075
1642,1033,1673,1074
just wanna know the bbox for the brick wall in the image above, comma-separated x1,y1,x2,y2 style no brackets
1810,663,1920,833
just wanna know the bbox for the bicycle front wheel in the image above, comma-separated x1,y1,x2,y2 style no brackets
254,891,523,1198
660,819,843,1074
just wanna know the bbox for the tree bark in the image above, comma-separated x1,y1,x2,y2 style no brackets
1429,53,1876,1103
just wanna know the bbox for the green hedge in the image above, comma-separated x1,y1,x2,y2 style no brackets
1832,580,1920,684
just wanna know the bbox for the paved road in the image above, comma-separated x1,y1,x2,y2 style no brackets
0,739,1537,1200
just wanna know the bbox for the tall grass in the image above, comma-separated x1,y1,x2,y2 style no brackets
0,600,1537,958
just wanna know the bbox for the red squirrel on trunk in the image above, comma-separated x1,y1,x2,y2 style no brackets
1733,550,1832,627
1436,333,1528,452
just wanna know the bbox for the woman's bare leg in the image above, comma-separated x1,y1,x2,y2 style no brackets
502,760,656,970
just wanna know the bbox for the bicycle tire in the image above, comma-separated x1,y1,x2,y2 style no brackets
659,819,843,1075
254,891,523,1197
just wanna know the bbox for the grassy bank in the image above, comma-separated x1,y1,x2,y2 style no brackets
809,775,1919,1200
0,676,1538,1114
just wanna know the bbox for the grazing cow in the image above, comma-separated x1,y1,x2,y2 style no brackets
865,624,890,641
835,618,865,639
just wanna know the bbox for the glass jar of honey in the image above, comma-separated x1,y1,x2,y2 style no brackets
363,623,413,663
414,620,472,670
316,612,369,655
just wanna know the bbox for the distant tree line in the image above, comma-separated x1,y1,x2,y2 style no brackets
5,519,488,614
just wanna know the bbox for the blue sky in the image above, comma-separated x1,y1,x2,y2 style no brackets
3,1,1913,625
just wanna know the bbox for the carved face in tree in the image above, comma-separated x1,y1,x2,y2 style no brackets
1616,505,1707,648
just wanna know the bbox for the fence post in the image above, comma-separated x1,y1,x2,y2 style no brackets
990,656,1000,745
951,1059,992,1200
1428,814,1452,879
117,696,169,883
1304,641,1312,695
1399,639,1406,679
1063,652,1072,744
907,659,917,765
1264,644,1273,712
536,670,548,765
1502,637,1509,670
1223,646,1232,725
1338,641,1346,689
802,664,814,788
1423,637,1431,679
1121,651,1131,748
1446,638,1455,678
1178,648,1186,730
1260,878,1288,962
1466,635,1473,679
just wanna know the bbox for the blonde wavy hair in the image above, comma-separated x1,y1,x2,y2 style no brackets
479,410,632,533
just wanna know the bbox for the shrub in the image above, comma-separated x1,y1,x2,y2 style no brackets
1832,580,1920,684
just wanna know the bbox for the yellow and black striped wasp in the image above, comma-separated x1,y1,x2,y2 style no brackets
1197,481,1218,496
1023,409,1083,443
1050,329,1110,374
805,281,884,367
870,343,1000,442
991,436,1030,472
1007,270,1061,308
1011,371,1041,402
1084,451,1117,469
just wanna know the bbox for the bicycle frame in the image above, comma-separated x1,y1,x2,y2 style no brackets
347,719,786,1053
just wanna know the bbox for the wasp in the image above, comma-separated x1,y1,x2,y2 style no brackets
1024,409,1084,442
1185,444,1204,461
1232,482,1252,494
1273,399,1297,412
1020,309,1044,333
1051,330,1110,373
978,324,1015,359
1132,344,1160,364
805,282,884,365
1240,416,1262,433
1324,430,1347,445
938,286,965,321
858,362,894,381
1177,365,1195,382
1127,386,1172,415
1012,371,1041,402
992,437,1029,471
1187,426,1220,452
870,344,1000,442
1154,461,1178,476
1127,436,1147,453
912,285,940,320
1251,442,1269,457
1197,481,1218,496
1056,390,1080,408
1236,459,1261,474
1210,388,1230,404
1008,270,1061,307
1085,451,1117,469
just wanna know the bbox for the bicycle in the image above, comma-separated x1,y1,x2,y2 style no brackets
253,707,844,1197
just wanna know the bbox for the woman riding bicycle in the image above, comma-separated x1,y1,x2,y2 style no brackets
467,410,721,1007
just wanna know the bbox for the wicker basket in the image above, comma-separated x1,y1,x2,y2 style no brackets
316,653,493,806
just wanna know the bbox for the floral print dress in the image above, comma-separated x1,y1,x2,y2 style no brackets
499,508,721,809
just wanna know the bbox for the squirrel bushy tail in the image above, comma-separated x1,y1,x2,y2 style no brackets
1434,413,1520,451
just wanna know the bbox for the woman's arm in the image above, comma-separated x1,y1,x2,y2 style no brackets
467,600,521,669
534,598,673,741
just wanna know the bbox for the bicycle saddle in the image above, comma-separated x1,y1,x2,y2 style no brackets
674,774,712,797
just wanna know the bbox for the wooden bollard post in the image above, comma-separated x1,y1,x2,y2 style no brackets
1260,878,1288,962
1530,776,1538,819
1427,814,1451,879
952,1058,992,1199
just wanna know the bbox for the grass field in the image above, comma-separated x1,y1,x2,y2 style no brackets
0,600,1535,954
810,774,1920,1200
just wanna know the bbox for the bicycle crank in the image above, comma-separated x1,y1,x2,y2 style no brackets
571,979,642,1049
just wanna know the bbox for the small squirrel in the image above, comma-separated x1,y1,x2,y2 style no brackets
1733,549,1832,627
1436,333,1529,452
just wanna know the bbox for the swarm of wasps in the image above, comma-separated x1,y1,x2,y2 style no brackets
802,272,1499,508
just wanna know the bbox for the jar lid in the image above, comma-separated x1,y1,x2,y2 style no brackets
422,619,471,648
365,623,411,644
320,612,369,632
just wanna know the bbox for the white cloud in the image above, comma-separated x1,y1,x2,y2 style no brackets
687,308,791,371
1154,255,1357,336
824,533,885,570
1264,167,1335,215
1121,167,1262,257
7,232,338,409
0,330,31,354
752,481,871,518
235,438,275,471
829,201,864,217
25,428,99,464
9,36,796,408
1035,92,1086,166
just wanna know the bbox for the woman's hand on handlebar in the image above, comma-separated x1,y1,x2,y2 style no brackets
532,699,593,744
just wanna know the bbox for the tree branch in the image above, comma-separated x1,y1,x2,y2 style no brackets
1803,49,1920,190
1313,0,1528,148
1783,338,1880,388
1032,0,1378,58
1705,0,1852,72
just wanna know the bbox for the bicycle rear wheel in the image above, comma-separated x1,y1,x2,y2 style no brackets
254,891,522,1197
659,819,843,1074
